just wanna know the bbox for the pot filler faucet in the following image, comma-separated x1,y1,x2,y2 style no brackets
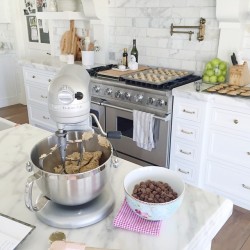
48,64,121,165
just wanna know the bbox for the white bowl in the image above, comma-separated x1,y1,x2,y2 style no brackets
124,166,185,221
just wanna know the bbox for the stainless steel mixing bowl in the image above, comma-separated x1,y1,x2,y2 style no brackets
25,131,113,211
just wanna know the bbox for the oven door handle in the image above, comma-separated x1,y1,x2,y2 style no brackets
101,102,171,122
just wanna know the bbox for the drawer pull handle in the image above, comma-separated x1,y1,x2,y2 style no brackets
183,109,195,114
179,149,191,155
41,95,47,99
233,119,239,124
178,168,190,174
32,75,36,78
242,184,250,190
42,116,49,120
181,129,193,135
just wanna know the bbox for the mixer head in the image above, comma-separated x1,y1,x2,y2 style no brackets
48,64,91,131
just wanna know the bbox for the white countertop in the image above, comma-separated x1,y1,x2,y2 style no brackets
0,124,233,250
19,55,66,72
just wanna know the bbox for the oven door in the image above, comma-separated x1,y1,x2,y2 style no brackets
90,100,106,133
105,104,171,167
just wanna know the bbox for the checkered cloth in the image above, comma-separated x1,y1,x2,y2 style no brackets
113,199,162,236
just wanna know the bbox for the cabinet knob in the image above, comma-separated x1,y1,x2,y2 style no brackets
32,75,36,78
247,152,250,156
233,119,239,124
178,168,190,174
48,79,52,83
242,184,250,190
179,149,191,155
181,129,193,135
183,109,195,114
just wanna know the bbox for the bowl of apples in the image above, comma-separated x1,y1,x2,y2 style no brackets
202,58,227,84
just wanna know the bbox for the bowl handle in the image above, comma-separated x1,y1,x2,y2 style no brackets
25,173,49,212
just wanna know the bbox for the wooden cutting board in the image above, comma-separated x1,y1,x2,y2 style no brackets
97,65,149,78
60,20,82,61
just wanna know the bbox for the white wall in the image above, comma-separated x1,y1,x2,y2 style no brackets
106,0,219,74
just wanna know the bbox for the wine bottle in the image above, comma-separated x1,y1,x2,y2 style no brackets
122,48,128,68
131,39,138,63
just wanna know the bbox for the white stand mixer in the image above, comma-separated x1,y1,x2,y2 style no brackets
25,64,120,228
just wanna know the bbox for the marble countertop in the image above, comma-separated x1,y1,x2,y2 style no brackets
18,55,66,72
0,124,233,250
172,82,250,109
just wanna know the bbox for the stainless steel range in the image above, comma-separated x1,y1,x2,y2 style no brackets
88,65,201,167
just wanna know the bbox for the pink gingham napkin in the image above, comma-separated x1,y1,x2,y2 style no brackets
113,199,162,236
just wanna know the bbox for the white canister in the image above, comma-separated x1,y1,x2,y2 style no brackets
82,51,94,66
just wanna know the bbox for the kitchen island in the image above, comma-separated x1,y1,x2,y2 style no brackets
0,124,233,250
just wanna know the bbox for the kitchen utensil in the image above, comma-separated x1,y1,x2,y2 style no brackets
231,53,238,65
124,166,185,221
25,132,113,210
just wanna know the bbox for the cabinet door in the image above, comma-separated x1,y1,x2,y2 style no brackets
0,55,18,107
205,160,250,210
0,0,10,23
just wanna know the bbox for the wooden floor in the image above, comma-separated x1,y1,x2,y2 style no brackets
1,104,250,249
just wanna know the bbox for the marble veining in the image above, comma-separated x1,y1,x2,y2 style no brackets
0,124,233,250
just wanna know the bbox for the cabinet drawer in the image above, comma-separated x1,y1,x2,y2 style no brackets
26,84,48,105
209,131,250,167
170,160,196,184
205,161,250,207
174,141,197,162
211,108,250,134
28,105,56,131
175,101,202,122
23,68,55,86
174,120,199,143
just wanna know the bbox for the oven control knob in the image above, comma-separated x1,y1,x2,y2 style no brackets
157,99,166,106
93,85,100,93
105,88,112,95
115,90,123,98
148,97,155,105
134,94,143,103
124,92,131,100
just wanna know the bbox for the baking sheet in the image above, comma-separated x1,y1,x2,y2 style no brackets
122,67,194,86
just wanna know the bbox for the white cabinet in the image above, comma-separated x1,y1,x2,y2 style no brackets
170,85,250,210
170,97,208,186
0,54,19,107
0,0,10,23
23,67,57,131
203,104,250,210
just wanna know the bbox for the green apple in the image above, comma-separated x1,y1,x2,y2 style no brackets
203,75,210,82
214,68,221,76
206,69,214,77
219,61,227,70
205,62,213,70
222,70,227,76
211,58,221,67
210,75,217,83
218,75,225,83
